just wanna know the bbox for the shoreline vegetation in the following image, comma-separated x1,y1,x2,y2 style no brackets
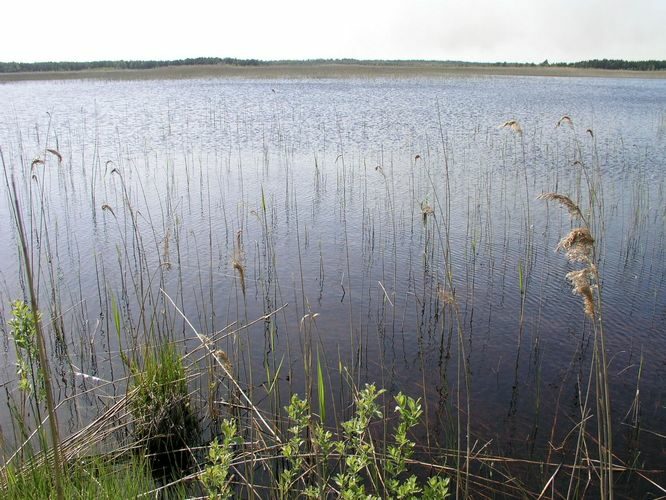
1,58,666,81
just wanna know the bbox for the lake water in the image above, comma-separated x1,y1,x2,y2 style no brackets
1,74,665,492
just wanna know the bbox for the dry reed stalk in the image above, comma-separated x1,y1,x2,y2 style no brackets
160,289,280,442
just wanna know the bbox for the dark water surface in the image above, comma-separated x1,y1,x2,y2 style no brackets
1,75,665,490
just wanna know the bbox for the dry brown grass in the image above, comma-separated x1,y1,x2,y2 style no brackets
2,63,665,82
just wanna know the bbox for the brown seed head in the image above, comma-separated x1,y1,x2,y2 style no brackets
537,192,584,220
46,148,63,164
557,228,594,263
499,119,523,135
565,268,595,318
556,115,573,128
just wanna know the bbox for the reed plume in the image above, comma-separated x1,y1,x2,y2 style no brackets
46,148,63,164
214,349,233,373
565,268,596,318
162,227,172,270
232,230,246,296
556,115,573,128
540,194,597,317
537,192,585,221
420,201,433,222
101,203,116,217
499,119,523,135
556,227,594,263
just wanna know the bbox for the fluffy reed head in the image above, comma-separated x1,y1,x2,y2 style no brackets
537,192,584,220
499,119,523,135
421,201,434,222
556,227,594,263
566,269,595,318
539,188,597,319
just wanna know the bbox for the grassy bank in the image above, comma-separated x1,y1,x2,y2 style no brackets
1,62,666,82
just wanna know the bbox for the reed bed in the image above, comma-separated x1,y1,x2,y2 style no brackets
0,77,664,498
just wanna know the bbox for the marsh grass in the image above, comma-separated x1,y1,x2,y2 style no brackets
3,455,158,500
129,342,200,476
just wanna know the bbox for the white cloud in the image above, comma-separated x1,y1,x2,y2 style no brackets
1,0,664,62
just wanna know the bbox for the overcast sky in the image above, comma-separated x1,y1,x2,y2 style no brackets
1,0,664,63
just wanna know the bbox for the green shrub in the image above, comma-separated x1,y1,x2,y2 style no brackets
200,419,239,499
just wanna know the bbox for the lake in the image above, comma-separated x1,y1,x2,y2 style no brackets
1,74,665,494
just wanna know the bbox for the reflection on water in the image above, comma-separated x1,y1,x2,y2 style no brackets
1,75,665,484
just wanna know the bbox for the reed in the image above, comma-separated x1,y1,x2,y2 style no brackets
2,150,65,500
539,187,613,497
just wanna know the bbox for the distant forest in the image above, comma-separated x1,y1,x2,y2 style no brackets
1,57,665,73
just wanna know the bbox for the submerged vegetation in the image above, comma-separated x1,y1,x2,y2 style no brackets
0,75,664,498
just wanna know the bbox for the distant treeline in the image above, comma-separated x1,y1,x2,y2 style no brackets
1,57,664,73
559,59,666,71
0,57,263,73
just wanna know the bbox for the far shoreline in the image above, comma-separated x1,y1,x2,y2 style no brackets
2,63,665,82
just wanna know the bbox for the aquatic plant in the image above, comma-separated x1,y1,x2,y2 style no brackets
129,343,200,474
539,188,613,497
